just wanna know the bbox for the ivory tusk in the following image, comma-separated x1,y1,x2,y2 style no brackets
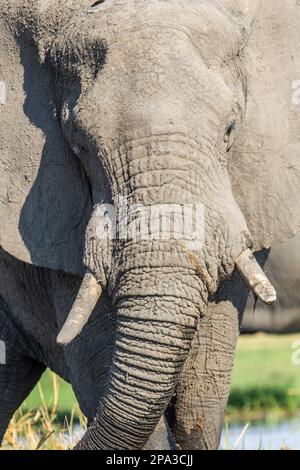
57,272,102,345
236,249,276,305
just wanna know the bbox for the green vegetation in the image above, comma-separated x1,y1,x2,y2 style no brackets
226,333,300,421
21,333,300,423
23,372,76,421
2,374,86,450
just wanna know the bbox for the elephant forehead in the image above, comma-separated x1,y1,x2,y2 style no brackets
56,0,242,66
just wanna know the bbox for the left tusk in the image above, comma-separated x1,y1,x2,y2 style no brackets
236,249,276,305
57,272,102,345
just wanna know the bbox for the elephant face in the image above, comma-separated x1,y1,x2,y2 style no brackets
1,0,300,450
52,1,252,290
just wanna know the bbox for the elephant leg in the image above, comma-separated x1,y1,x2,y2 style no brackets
143,416,176,450
0,350,45,444
173,271,248,450
0,303,45,444
173,251,269,450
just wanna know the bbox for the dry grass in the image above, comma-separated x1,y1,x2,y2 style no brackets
1,373,86,450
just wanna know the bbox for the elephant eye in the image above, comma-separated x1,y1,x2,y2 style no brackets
224,121,236,150
72,128,89,157
89,0,105,10
225,121,236,139
73,143,86,157
91,0,105,7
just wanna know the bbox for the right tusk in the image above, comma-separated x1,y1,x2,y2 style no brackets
236,249,276,305
57,272,102,346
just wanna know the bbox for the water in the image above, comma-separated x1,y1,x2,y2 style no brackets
24,420,300,450
69,420,300,450
220,419,300,450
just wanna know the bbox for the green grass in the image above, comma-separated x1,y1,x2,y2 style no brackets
23,373,77,420
231,334,300,389
2,373,86,450
22,333,300,422
227,333,300,421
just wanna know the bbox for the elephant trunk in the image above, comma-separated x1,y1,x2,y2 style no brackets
55,129,276,448
75,264,206,450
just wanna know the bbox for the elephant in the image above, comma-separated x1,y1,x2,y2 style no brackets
242,232,300,334
0,0,300,450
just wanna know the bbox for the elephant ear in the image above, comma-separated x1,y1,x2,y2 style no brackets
0,18,92,276
229,0,300,250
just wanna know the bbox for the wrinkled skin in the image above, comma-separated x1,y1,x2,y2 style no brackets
0,0,300,450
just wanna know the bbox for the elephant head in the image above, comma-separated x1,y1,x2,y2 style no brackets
1,0,299,449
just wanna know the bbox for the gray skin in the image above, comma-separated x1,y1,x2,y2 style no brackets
243,233,300,334
0,0,300,450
